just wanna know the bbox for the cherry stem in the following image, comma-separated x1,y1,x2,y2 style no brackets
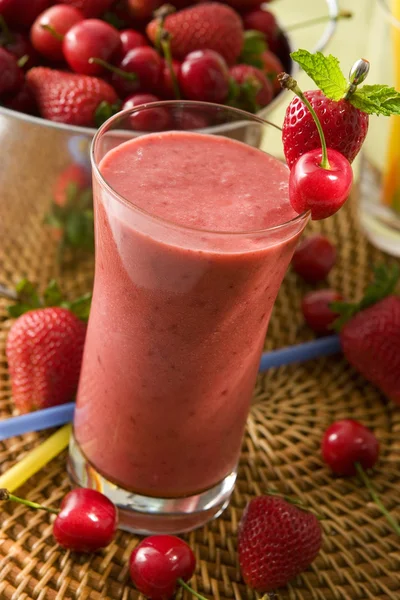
286,9,352,32
0,284,18,301
178,578,209,600
0,488,59,515
17,54,29,68
355,463,400,537
0,14,14,45
278,73,330,170
88,57,137,81
41,24,64,41
153,4,175,51
160,31,180,100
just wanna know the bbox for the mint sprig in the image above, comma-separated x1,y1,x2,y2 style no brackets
291,49,400,115
290,50,347,101
331,264,400,331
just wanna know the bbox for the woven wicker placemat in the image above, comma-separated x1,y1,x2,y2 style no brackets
0,186,399,600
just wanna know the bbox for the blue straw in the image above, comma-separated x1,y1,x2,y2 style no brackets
0,335,342,441
0,402,75,442
259,334,341,372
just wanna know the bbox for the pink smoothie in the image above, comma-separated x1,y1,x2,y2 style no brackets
74,131,305,497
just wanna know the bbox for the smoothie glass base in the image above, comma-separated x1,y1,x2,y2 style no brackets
68,433,236,534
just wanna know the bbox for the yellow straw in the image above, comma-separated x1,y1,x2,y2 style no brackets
0,425,71,493
382,0,400,206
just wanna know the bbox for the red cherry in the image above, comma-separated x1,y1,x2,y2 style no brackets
291,234,337,283
289,148,353,220
0,31,37,69
63,19,121,75
1,0,50,29
59,0,115,18
322,420,380,477
3,80,36,113
179,49,229,103
302,289,342,335
122,93,171,131
130,536,196,600
0,47,23,96
159,58,181,99
118,28,148,57
53,489,117,552
31,5,83,61
176,110,209,130
111,46,162,97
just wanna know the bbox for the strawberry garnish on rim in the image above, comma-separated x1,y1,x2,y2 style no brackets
282,50,400,169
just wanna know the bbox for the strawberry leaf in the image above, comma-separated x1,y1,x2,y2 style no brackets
62,293,92,322
331,264,400,330
350,84,400,116
239,30,267,70
43,280,63,307
290,49,347,101
95,101,121,128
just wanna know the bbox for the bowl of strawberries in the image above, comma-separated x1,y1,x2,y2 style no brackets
0,0,339,250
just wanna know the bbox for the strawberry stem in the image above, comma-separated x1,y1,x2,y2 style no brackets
278,73,330,170
0,488,59,515
88,57,137,81
160,31,180,100
178,578,209,600
41,24,64,41
287,9,352,32
355,463,400,536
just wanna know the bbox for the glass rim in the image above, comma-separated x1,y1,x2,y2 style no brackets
378,0,400,28
91,100,310,238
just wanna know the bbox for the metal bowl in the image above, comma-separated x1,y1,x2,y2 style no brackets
0,0,339,225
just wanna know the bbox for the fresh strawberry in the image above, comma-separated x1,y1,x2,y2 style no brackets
146,3,243,66
238,496,322,592
230,64,273,111
59,0,115,18
283,90,369,169
332,265,400,405
26,67,119,127
7,307,86,413
53,164,91,207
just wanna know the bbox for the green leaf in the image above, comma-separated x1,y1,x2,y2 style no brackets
62,293,92,322
290,49,347,101
332,264,400,330
350,84,400,116
239,30,267,70
43,280,63,307
66,181,79,207
7,303,36,318
95,101,122,128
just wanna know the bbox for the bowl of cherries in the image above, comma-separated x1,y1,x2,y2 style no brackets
0,0,339,238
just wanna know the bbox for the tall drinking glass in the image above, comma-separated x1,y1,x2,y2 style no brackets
358,0,400,255
68,101,309,534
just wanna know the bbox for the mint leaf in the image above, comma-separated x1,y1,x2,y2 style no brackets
290,49,347,101
350,84,400,115
332,264,400,330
